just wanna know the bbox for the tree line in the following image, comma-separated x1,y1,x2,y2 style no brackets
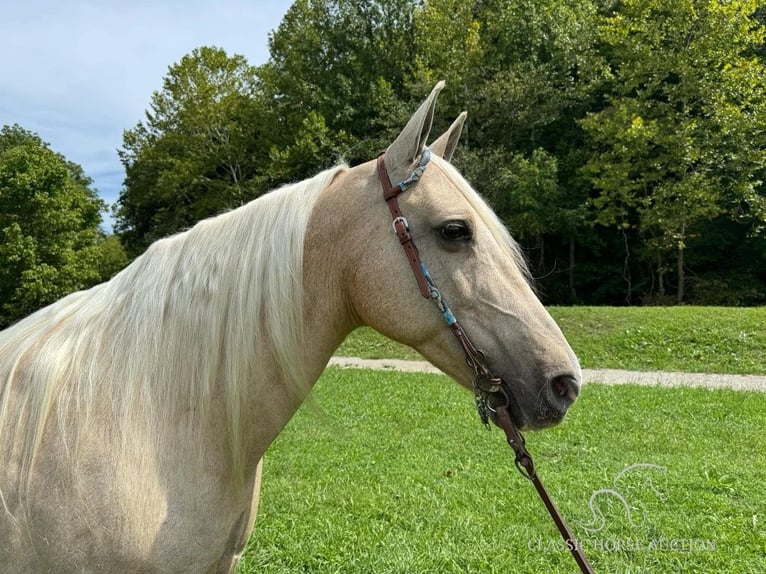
3,0,766,327
0,125,126,328
116,0,766,306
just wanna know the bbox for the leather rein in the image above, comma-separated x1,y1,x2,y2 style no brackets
376,150,595,574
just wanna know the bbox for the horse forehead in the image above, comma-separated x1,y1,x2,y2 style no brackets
407,161,474,213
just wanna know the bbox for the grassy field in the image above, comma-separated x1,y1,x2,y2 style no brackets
336,306,766,375
241,368,766,573
241,307,765,572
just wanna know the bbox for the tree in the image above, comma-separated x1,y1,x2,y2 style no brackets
117,4,421,257
581,0,766,302
465,0,605,153
411,0,602,300
411,0,482,126
116,47,265,256
96,234,129,280
109,0,766,304
259,0,420,175
0,125,106,327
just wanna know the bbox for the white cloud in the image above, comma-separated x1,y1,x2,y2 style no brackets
0,0,294,230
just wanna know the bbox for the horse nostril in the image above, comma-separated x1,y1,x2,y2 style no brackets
550,375,580,405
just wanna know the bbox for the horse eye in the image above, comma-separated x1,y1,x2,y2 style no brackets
439,221,472,242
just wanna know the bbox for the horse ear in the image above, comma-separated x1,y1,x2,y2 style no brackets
384,80,445,185
429,111,467,162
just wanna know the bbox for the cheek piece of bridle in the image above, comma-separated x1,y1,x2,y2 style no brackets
377,149,595,574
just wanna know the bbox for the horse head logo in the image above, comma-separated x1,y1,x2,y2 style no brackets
579,463,669,533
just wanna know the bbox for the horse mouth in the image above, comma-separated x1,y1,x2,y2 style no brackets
488,394,568,431
530,412,567,430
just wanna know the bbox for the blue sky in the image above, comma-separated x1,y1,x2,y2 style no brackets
1,0,295,231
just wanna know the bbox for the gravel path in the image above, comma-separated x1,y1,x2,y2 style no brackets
328,356,766,393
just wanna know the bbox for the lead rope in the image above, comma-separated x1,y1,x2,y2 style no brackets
377,150,595,574
494,404,595,574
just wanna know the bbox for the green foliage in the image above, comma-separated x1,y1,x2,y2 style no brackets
116,6,422,255
489,148,562,239
0,125,106,327
265,111,347,182
96,234,128,280
116,46,266,256
412,0,482,114
113,0,766,305
580,0,766,301
260,0,420,170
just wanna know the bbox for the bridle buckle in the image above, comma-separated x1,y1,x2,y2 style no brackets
391,215,409,234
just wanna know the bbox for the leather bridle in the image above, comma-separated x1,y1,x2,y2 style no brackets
377,150,595,574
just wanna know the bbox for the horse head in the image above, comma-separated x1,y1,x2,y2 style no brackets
331,82,582,430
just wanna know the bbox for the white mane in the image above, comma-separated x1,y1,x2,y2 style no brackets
0,165,345,486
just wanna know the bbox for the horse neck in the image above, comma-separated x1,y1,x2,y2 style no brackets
223,167,362,466
300,169,362,381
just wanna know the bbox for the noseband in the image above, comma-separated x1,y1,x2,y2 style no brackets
376,150,594,574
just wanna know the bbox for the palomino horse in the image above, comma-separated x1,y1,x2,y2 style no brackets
0,82,582,572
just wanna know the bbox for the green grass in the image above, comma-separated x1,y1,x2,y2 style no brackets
336,306,766,375
240,368,766,573
335,327,423,361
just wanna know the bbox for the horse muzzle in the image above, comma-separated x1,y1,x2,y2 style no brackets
495,372,581,431
533,373,581,428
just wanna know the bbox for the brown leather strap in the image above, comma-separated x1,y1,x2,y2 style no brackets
377,150,594,574
495,405,595,574
377,154,431,298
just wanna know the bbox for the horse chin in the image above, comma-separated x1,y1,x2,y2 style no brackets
527,405,568,430
489,395,567,432
492,375,574,431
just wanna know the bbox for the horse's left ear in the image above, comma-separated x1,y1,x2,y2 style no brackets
429,111,467,162
384,81,445,185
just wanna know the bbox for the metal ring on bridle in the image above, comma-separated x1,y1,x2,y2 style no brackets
485,383,511,412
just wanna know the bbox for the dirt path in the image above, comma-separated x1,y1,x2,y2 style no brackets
328,356,766,393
